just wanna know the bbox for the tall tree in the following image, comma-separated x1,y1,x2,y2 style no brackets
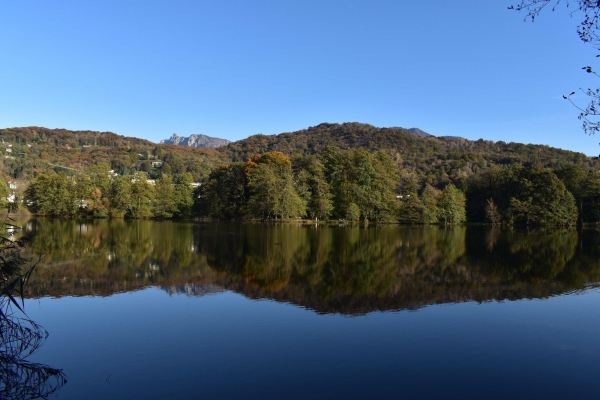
421,184,441,223
294,156,332,220
24,173,77,216
246,152,304,219
485,198,502,224
173,173,194,218
439,184,467,224
246,163,279,219
398,194,424,224
153,174,176,218
129,173,154,218
0,178,11,211
277,173,305,218
508,165,578,225
371,150,400,221
197,163,246,218
109,175,132,217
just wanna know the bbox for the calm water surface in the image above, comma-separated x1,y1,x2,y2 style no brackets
13,221,600,398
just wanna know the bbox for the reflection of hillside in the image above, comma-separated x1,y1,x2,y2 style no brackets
21,220,600,315
162,284,225,297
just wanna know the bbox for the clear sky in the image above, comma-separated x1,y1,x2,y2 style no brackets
1,1,598,155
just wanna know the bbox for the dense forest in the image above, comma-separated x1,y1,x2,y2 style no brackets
2,123,600,224
198,148,595,225
24,167,195,219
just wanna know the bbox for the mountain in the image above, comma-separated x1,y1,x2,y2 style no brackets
219,122,598,188
406,127,432,137
0,123,597,193
406,127,465,140
160,133,230,148
220,122,590,165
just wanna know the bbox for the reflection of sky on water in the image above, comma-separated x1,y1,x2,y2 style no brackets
24,288,600,399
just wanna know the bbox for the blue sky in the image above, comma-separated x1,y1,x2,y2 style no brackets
1,1,598,155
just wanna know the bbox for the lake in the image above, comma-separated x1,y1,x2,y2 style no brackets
8,220,600,399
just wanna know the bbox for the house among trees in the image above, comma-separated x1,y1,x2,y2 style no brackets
77,199,88,208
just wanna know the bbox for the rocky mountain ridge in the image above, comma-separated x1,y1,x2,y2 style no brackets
160,133,230,148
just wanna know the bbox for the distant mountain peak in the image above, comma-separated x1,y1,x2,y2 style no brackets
406,127,432,137
160,133,230,148
395,127,464,140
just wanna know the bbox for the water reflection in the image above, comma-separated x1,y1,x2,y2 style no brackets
0,311,67,399
21,219,600,314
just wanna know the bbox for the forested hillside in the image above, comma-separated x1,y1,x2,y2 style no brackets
2,123,597,189
3,123,600,224
0,127,228,182
220,122,599,190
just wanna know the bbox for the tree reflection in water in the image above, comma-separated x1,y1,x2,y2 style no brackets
17,219,600,316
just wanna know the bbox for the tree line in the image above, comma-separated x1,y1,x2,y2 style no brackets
197,146,599,225
23,163,194,219
16,146,600,225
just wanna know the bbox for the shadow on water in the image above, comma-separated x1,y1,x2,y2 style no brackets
17,219,600,315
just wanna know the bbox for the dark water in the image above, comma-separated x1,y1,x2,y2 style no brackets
15,220,600,399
